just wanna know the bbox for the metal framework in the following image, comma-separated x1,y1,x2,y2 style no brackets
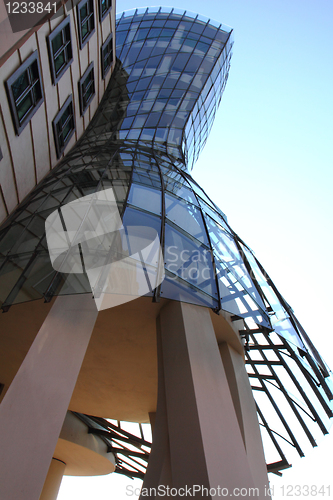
73,412,151,480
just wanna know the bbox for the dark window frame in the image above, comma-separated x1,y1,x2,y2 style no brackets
77,0,95,49
99,0,112,22
101,32,113,79
78,62,95,115
47,16,73,85
52,95,76,158
5,51,44,136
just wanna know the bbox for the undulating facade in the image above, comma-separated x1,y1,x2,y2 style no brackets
0,5,332,500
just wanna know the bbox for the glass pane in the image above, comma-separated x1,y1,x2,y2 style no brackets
0,259,27,304
7,215,45,255
60,105,71,126
80,3,88,19
161,271,218,309
52,32,63,53
132,171,160,188
241,244,287,321
199,198,228,227
30,61,40,81
81,20,88,38
166,183,198,205
12,71,29,100
54,52,65,73
59,272,90,296
127,183,161,215
62,119,73,141
122,207,161,238
84,71,93,89
84,87,93,105
165,193,208,244
0,224,26,255
215,259,270,328
57,123,64,146
274,318,305,350
64,24,71,41
32,81,42,102
164,222,217,298
9,252,53,305
17,93,33,121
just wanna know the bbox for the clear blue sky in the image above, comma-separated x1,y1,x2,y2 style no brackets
59,1,333,498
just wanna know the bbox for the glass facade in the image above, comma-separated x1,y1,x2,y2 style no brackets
0,6,332,475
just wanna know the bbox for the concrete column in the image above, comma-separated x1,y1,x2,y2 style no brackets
0,293,98,500
140,332,172,495
141,300,269,499
39,459,66,500
219,342,269,493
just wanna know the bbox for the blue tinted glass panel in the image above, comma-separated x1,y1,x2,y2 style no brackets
161,271,218,309
127,183,162,215
215,258,270,328
165,183,198,206
274,318,305,349
164,222,217,298
165,193,208,244
123,207,161,238
241,244,288,322
205,214,267,311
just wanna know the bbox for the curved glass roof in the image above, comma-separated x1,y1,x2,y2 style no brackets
115,7,233,169
0,7,332,476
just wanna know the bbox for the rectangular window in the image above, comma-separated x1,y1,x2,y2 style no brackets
5,51,44,135
101,33,113,79
99,0,112,22
52,95,75,158
79,62,95,115
47,17,73,84
77,0,95,49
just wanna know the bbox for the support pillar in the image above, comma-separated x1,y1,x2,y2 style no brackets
141,300,269,499
219,342,269,490
39,459,66,500
0,293,98,500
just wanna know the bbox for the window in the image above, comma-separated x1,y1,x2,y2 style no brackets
47,17,73,84
99,0,112,22
77,0,95,49
101,33,113,79
52,96,75,158
5,51,44,135
78,62,95,115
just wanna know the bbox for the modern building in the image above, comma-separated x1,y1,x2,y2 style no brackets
0,5,332,500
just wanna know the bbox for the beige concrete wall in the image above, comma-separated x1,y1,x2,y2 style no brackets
0,0,116,224
39,459,66,500
0,0,30,63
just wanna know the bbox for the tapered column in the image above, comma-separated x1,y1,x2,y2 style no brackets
141,300,269,499
39,459,66,500
219,342,269,491
140,332,172,495
0,293,98,500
